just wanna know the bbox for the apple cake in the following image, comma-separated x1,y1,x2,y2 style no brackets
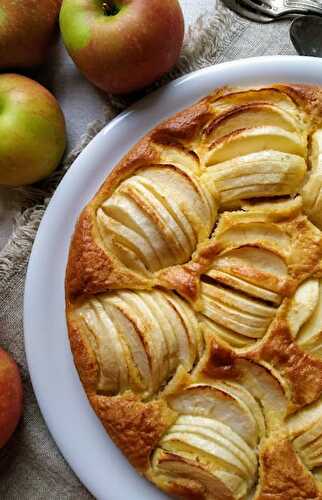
65,83,322,499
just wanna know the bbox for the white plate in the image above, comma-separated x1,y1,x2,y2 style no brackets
24,56,322,500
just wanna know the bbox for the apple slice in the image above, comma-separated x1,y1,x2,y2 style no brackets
203,151,306,204
210,88,299,116
76,288,203,397
288,399,322,469
101,193,164,269
205,104,300,143
122,179,188,262
99,164,217,273
200,281,275,339
156,144,200,173
237,360,287,431
139,165,217,239
288,398,322,437
206,127,305,166
165,293,204,360
161,416,256,480
201,316,255,348
96,208,162,272
211,381,265,441
216,221,291,256
77,298,129,394
171,416,257,476
167,383,258,447
210,246,288,297
152,448,246,499
153,293,195,371
135,175,196,251
206,269,281,305
118,291,170,389
303,130,322,229
290,280,322,359
287,279,320,338
137,292,178,375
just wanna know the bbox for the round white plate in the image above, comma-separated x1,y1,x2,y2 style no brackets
24,56,322,499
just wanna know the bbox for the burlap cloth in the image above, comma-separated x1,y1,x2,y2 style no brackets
0,4,296,499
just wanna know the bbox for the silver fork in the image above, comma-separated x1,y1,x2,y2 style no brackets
222,0,322,21
222,0,274,21
243,0,322,17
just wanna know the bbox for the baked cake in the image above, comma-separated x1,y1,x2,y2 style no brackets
65,83,322,499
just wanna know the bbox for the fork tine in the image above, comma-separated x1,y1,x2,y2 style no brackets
241,0,279,17
221,0,274,22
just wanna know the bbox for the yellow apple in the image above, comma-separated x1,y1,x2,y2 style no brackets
0,74,66,186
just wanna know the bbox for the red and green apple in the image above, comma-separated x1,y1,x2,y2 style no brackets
0,74,66,186
0,347,23,449
60,0,184,94
0,0,62,69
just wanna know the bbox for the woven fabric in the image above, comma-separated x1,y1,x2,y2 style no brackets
0,4,295,498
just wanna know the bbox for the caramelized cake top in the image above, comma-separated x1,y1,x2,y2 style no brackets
66,84,322,499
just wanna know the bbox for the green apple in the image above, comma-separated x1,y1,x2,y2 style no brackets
0,347,23,449
0,74,66,186
0,0,62,69
60,0,184,94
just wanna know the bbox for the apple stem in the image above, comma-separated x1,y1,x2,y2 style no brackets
102,0,119,16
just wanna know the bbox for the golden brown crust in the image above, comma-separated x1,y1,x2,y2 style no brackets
91,393,176,472
65,83,322,499
256,438,322,500
67,315,99,396
250,314,322,412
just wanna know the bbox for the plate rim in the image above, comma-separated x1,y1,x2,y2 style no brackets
24,55,322,499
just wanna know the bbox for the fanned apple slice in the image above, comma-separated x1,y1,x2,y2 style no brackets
167,383,259,447
96,208,162,272
205,104,300,143
206,270,281,305
156,143,200,173
303,130,322,229
165,293,204,360
98,198,173,270
287,279,320,338
76,298,129,394
211,381,265,441
139,166,217,237
161,418,254,480
208,246,287,301
200,281,275,339
288,399,322,438
137,292,178,375
102,298,151,393
237,360,287,430
288,399,322,469
99,164,217,274
171,416,257,475
121,179,188,262
152,448,246,499
201,316,255,348
210,88,299,116
135,175,196,251
215,222,291,257
153,293,194,370
75,289,202,397
119,291,173,389
206,127,305,166
203,151,306,203
288,279,322,358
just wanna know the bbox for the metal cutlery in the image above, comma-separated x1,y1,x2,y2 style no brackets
222,0,322,22
290,15,322,55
